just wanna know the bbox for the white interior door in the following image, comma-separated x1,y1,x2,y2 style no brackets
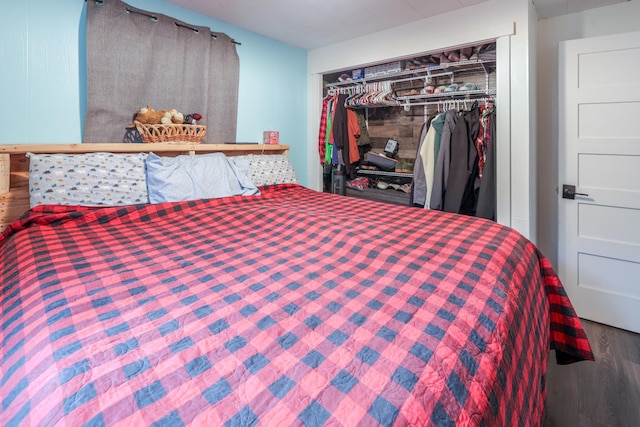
558,31,640,334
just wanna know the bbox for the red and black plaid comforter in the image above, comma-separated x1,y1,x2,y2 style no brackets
0,184,593,426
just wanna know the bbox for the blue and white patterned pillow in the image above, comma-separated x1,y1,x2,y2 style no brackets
28,152,148,207
234,154,298,187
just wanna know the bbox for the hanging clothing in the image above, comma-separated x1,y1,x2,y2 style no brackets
423,112,447,208
411,118,433,207
346,109,362,164
430,109,458,210
324,97,335,165
331,94,351,175
318,95,332,164
431,112,446,167
420,119,439,208
355,110,370,146
443,106,480,215
475,110,486,179
317,87,496,217
476,107,496,220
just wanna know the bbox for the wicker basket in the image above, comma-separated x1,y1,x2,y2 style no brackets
134,121,207,144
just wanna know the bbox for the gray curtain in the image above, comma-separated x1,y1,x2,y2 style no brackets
84,0,239,144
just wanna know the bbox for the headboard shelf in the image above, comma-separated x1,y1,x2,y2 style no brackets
0,143,289,155
0,143,289,232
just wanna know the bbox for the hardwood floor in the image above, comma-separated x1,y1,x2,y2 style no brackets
543,319,640,427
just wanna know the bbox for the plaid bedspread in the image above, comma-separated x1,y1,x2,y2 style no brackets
0,184,593,426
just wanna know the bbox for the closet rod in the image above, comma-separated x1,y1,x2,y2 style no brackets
401,96,495,108
325,60,493,89
388,71,453,85
88,0,241,45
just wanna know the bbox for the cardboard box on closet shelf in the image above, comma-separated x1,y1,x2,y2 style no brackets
263,131,279,145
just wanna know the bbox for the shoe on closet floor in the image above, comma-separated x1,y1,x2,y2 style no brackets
347,176,369,191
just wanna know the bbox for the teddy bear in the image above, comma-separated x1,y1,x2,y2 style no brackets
133,105,185,125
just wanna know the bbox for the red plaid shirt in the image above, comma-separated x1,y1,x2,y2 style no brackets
318,95,332,163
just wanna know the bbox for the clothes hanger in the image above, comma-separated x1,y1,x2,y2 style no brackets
345,86,360,108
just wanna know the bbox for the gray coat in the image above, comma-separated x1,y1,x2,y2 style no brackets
429,110,458,210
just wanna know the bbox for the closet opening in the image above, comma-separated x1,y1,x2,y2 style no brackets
318,41,497,221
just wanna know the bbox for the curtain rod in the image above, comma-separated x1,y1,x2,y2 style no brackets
88,0,241,45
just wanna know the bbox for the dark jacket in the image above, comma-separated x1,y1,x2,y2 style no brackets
443,106,480,215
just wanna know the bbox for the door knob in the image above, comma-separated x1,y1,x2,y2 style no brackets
562,184,589,200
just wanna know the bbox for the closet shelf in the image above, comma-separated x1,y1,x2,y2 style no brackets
397,89,496,101
326,56,496,111
355,169,413,179
396,89,497,108
326,59,496,89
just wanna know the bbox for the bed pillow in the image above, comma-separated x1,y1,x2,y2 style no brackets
28,152,149,208
145,152,260,203
234,154,299,187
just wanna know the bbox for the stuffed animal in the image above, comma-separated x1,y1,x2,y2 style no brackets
164,109,184,125
133,105,185,125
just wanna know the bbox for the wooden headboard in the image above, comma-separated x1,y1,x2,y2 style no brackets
0,143,289,232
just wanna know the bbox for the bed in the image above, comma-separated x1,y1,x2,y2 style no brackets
0,144,593,427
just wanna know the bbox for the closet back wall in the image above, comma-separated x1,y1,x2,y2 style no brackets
0,0,310,186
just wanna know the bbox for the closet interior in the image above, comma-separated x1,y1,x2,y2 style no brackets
319,41,497,220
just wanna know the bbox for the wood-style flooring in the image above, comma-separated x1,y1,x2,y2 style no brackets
543,319,640,427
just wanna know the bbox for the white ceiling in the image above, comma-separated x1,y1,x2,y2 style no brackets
534,0,628,18
164,0,628,50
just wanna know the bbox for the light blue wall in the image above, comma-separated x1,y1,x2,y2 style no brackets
0,0,309,185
